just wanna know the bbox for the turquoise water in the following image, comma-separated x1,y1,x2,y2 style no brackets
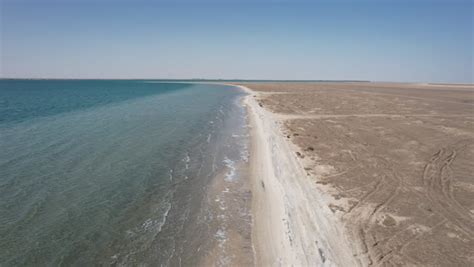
0,80,251,265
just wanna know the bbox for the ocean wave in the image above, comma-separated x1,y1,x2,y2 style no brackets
126,199,173,240
141,201,172,235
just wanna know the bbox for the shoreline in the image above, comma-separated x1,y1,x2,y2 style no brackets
198,91,254,266
236,85,361,266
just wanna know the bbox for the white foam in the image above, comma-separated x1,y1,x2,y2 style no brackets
182,153,190,170
215,229,227,244
139,202,172,235
223,157,237,181
215,228,231,265
240,144,249,162
156,202,172,234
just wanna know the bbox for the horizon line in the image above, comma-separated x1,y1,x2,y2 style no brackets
1,77,474,86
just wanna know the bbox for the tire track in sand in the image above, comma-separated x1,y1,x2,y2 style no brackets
422,139,474,237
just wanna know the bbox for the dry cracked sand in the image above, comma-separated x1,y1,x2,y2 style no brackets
240,82,474,266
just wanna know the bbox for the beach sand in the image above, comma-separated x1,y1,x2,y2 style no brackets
237,82,474,266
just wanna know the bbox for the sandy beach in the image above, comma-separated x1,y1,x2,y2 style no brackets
237,82,474,266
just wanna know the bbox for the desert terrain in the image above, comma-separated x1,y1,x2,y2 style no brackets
240,82,474,266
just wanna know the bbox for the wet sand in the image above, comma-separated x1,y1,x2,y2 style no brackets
238,82,474,266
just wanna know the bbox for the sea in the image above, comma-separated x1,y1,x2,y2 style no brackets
0,80,253,266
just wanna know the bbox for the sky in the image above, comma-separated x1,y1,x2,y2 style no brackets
0,0,472,83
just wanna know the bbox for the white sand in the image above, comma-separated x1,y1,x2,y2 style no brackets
238,85,360,266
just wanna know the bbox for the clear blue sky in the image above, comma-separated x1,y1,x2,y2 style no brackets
1,0,472,82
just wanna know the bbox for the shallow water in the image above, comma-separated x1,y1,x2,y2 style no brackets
0,80,251,265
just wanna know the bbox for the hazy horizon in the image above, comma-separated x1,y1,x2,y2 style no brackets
1,0,473,83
